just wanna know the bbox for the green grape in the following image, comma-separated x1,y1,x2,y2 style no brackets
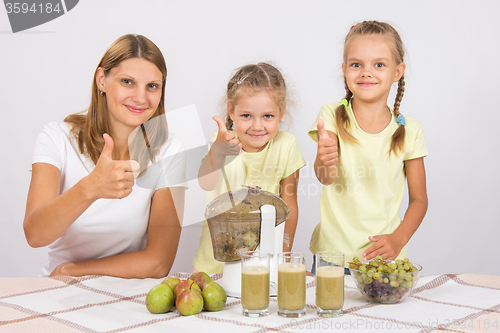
349,257,420,304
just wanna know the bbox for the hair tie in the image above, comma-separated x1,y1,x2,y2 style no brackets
396,114,406,126
340,99,349,108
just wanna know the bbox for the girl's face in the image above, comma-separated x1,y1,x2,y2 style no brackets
229,89,284,152
342,35,405,105
96,58,163,135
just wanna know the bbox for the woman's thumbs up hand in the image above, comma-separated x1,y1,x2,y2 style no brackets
86,133,139,200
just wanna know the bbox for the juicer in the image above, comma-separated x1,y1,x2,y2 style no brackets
205,186,290,298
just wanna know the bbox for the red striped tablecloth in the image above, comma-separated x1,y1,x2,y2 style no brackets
1,273,499,333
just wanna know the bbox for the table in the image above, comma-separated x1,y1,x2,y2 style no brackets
1,273,499,333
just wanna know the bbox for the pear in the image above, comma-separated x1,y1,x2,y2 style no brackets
174,279,201,299
176,282,204,316
190,272,212,290
161,276,181,292
202,281,227,312
145,284,174,314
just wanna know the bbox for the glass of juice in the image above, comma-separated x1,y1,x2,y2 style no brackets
240,251,270,317
277,252,306,318
315,251,344,317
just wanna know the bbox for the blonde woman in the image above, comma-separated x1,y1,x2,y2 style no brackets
24,34,186,278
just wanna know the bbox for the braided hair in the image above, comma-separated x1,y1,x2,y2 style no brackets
336,21,406,156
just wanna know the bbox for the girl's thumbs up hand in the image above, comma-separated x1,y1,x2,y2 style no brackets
317,119,329,140
317,119,338,166
85,133,139,201
212,116,241,157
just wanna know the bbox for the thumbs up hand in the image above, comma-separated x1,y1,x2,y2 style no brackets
316,119,338,166
212,116,242,157
86,133,140,200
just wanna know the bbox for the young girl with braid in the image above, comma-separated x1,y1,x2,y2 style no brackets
309,21,428,273
192,62,305,274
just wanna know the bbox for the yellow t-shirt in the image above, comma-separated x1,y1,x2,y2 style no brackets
308,102,428,265
192,131,306,273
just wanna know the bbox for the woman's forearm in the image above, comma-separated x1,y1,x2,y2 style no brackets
50,243,179,279
24,167,96,248
51,187,183,278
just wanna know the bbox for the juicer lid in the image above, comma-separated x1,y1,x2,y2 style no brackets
205,185,291,225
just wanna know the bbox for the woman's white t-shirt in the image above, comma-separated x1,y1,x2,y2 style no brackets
32,122,187,276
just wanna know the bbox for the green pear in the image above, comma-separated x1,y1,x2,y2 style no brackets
145,284,174,314
161,276,181,293
176,283,204,316
190,272,212,290
202,281,227,312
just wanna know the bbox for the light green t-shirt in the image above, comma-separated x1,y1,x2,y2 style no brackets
192,131,306,273
308,102,428,265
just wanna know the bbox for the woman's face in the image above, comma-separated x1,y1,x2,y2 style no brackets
97,58,163,135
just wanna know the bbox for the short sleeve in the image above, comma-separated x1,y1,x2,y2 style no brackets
283,135,306,179
308,103,339,143
404,119,428,161
32,122,67,170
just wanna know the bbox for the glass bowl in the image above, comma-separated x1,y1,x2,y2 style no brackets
349,260,422,304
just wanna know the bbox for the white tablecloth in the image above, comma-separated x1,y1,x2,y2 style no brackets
1,273,500,332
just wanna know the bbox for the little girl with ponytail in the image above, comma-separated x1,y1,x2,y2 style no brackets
309,21,428,273
192,62,305,274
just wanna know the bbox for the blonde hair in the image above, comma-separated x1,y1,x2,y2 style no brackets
337,21,406,155
224,62,289,130
64,34,168,175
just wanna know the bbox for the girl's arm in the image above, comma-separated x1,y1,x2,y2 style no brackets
280,170,300,252
50,187,184,278
363,157,428,260
314,120,339,186
24,134,138,247
198,116,241,191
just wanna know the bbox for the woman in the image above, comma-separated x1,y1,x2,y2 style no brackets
23,34,186,278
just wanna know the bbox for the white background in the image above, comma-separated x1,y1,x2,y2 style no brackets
1,0,499,277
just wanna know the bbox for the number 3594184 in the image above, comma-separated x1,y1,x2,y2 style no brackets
5,2,62,14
